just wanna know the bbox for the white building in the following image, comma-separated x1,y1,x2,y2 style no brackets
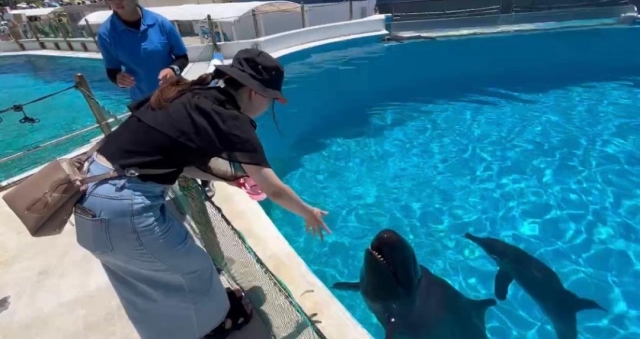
80,1,376,41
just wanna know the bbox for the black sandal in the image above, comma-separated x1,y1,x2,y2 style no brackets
203,288,253,339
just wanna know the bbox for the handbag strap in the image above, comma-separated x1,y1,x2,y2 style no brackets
76,139,178,185
76,139,106,163
80,167,177,186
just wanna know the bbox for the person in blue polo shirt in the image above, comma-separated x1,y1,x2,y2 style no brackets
98,0,189,101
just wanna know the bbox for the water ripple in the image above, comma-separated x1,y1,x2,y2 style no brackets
271,80,640,339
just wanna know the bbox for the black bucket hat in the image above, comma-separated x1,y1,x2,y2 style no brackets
215,48,287,104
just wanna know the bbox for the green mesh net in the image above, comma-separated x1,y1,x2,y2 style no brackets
171,177,326,339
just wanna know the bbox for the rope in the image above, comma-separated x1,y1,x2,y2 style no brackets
195,38,215,64
0,113,130,165
0,84,77,125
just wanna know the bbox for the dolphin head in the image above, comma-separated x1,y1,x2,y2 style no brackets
464,233,510,264
360,229,421,305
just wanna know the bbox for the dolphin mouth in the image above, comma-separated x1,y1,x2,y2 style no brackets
369,247,387,263
369,246,393,272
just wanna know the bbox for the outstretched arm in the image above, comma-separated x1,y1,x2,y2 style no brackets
242,164,313,218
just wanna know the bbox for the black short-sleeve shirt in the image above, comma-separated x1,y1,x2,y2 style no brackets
98,87,270,185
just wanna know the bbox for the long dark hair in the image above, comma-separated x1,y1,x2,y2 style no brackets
150,70,243,110
149,69,281,132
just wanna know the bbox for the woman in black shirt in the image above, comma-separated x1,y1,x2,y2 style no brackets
74,48,329,339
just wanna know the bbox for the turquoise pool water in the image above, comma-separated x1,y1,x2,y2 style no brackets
0,55,130,182
261,28,640,338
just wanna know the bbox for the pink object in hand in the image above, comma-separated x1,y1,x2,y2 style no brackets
234,177,267,201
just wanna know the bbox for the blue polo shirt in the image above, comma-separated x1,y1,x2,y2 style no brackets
97,8,188,101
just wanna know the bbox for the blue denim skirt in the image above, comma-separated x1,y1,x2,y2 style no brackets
74,156,229,339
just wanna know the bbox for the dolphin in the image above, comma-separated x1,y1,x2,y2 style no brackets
332,229,496,339
464,233,607,339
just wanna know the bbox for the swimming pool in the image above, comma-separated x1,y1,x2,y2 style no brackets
261,27,640,338
0,55,130,182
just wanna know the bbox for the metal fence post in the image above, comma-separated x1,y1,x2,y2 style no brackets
13,36,26,51
500,0,515,14
83,18,98,49
391,1,396,21
75,74,113,136
301,2,307,28
206,14,220,53
252,9,260,38
349,0,353,20
9,24,26,51
53,19,73,50
26,21,45,49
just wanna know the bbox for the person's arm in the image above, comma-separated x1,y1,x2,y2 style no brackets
171,54,189,74
242,164,314,218
96,30,122,85
189,100,326,234
162,18,189,74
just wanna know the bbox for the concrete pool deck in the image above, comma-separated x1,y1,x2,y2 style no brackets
0,186,333,339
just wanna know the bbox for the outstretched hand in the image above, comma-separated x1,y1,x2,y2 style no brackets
158,68,176,85
304,208,330,240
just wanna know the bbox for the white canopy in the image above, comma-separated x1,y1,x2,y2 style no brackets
11,7,63,17
78,1,300,25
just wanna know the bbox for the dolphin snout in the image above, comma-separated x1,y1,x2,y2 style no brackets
464,233,478,241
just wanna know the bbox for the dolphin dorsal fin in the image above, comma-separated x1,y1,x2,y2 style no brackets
473,298,497,314
494,268,514,301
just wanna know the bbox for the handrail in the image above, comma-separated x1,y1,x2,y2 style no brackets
395,6,501,17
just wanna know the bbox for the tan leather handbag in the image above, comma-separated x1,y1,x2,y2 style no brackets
2,141,173,237
2,142,104,237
